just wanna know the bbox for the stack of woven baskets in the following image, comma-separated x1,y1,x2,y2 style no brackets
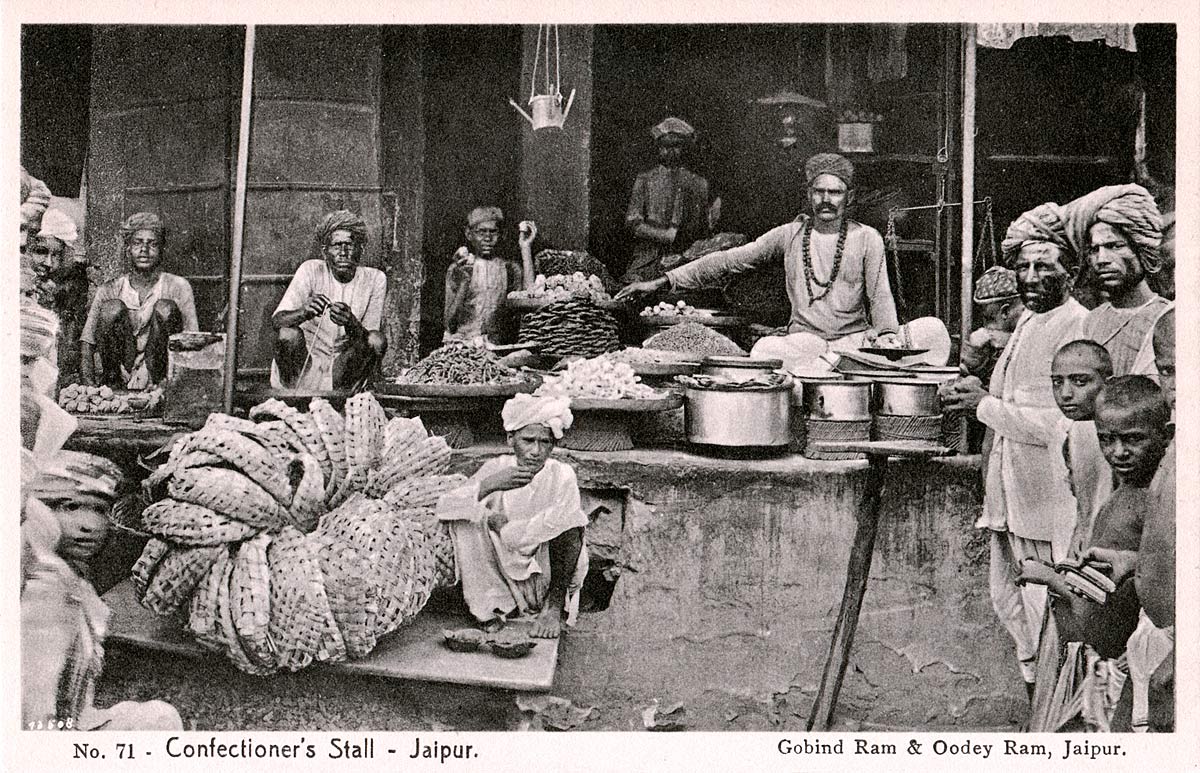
132,393,464,675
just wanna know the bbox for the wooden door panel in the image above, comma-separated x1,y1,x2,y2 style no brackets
241,191,384,275
249,101,380,183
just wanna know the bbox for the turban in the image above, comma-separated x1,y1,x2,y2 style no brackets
121,211,165,243
315,210,368,246
20,166,52,231
651,117,696,142
973,265,1019,303
31,450,122,505
804,153,854,187
502,393,574,439
1001,203,1074,268
467,206,504,229
1063,184,1163,273
37,208,78,245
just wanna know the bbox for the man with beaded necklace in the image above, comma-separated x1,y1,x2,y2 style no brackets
616,152,903,350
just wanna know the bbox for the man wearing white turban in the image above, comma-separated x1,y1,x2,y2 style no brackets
436,394,588,638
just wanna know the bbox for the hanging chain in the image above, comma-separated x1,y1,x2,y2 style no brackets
974,196,996,270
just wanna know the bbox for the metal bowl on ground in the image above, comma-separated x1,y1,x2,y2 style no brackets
699,355,782,382
442,628,485,653
872,379,942,416
489,639,537,659
800,380,871,420
684,377,792,448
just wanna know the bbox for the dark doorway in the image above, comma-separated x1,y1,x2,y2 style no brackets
21,24,92,196
418,26,524,355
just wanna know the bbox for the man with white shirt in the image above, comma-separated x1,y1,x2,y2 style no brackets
271,210,388,390
79,213,198,389
942,202,1088,697
1064,184,1170,376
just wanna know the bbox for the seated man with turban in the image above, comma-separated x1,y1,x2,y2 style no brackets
1064,184,1171,376
617,152,948,369
436,394,588,638
79,213,198,389
271,210,388,390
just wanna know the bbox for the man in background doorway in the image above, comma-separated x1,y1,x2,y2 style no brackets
620,117,716,284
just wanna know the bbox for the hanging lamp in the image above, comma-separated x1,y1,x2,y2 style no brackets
509,24,575,131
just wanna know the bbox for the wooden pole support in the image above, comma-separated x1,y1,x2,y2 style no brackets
807,452,890,731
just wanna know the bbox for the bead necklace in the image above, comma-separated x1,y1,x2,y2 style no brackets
801,216,849,304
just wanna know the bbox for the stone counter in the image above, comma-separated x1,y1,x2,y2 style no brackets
72,420,1022,728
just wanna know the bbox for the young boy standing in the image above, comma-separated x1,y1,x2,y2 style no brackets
443,207,537,344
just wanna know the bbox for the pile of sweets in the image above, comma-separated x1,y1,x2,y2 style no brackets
535,356,658,401
132,393,463,674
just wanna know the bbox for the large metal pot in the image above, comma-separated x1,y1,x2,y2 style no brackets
700,356,782,382
800,380,871,420
685,379,792,447
872,379,942,416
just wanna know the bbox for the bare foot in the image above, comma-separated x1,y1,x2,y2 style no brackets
481,618,505,634
531,606,563,639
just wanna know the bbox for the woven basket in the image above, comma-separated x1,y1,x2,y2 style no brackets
168,467,288,528
344,392,386,480
179,428,292,506
229,533,275,671
215,550,275,676
309,398,348,499
109,491,152,538
187,547,231,652
382,416,429,458
142,545,224,616
268,527,343,669
383,473,467,510
803,418,871,460
141,499,259,546
287,454,326,534
131,538,171,600
872,413,944,443
369,436,452,497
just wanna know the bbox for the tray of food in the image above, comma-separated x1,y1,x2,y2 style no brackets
57,384,165,417
384,340,540,398
857,347,930,361
570,393,683,412
507,273,626,312
640,301,743,328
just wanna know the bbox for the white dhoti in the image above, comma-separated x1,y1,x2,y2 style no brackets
437,456,589,626
1125,611,1174,732
989,529,1054,683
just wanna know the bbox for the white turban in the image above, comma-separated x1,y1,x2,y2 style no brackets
501,393,573,439
37,208,78,244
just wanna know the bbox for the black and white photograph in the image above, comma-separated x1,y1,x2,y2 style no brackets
8,3,1198,770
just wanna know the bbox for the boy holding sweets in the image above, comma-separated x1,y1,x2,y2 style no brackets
443,207,537,344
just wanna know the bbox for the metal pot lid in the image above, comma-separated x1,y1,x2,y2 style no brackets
702,355,783,369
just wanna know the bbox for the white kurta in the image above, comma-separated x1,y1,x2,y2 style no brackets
976,299,1087,549
436,457,589,625
270,260,386,390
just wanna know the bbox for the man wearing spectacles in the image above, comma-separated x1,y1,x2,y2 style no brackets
270,210,388,390
443,206,536,344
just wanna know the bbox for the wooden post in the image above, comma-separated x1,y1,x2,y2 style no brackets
222,26,256,414
960,25,977,349
807,453,890,731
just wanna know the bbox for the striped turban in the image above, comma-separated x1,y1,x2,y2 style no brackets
121,211,166,244
1063,184,1163,274
1001,203,1074,269
316,210,368,247
804,153,855,187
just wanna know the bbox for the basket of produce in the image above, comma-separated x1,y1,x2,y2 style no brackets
533,249,619,293
518,297,623,359
132,393,466,675
58,384,165,417
381,340,540,398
